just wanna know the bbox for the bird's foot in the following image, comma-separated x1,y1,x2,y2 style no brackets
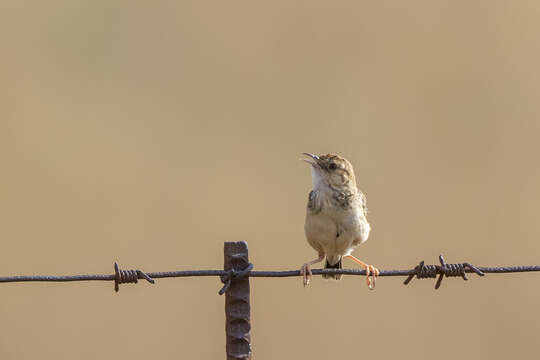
345,255,380,290
365,264,379,290
300,263,313,287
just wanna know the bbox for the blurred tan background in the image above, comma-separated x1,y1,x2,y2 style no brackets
2,1,540,359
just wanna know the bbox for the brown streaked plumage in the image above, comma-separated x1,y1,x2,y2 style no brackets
300,153,379,289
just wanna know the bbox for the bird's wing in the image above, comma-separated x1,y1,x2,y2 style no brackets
358,190,368,217
307,190,322,214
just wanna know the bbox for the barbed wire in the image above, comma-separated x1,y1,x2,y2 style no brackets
1,255,539,292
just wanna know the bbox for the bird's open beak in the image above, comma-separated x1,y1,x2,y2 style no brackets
301,153,320,167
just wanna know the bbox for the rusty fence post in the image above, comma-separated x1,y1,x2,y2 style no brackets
224,241,252,360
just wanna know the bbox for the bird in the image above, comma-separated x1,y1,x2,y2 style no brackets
300,153,379,289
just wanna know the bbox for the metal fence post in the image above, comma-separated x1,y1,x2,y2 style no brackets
224,241,252,360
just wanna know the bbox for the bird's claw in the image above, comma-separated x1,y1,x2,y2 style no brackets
300,263,312,287
365,265,379,290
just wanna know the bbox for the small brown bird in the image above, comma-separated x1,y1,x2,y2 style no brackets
300,153,379,289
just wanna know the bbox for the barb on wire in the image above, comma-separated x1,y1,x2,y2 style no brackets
0,255,539,293
113,263,155,292
403,255,485,289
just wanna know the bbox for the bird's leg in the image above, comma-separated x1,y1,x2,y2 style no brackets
345,255,379,290
300,253,325,287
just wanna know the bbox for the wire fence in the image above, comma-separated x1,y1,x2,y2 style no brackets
2,241,540,359
1,255,539,291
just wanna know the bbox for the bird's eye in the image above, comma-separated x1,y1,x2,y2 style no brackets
329,163,337,170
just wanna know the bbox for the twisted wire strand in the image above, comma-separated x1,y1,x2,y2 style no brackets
218,263,254,295
2,266,539,280
0,257,539,292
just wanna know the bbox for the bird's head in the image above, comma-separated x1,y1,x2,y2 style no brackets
302,153,357,192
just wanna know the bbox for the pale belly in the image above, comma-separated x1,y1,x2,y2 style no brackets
304,210,366,257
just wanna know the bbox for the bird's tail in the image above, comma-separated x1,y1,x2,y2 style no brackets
322,256,342,280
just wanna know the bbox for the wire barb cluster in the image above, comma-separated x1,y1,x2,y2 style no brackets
404,255,485,289
113,263,155,292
